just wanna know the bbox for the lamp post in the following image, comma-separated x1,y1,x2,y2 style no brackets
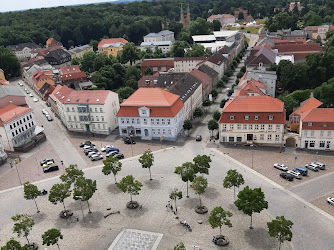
130,135,134,156
13,160,22,186
250,144,254,169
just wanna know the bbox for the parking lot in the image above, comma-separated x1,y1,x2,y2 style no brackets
311,192,334,217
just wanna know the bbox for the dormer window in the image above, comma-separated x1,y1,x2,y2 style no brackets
269,115,273,120
308,122,313,126
254,115,259,120
230,115,234,120
245,115,249,120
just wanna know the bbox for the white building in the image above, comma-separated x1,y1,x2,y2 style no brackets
207,14,236,26
299,108,334,150
117,88,184,141
10,43,39,61
143,30,175,43
240,70,278,97
0,104,36,151
140,41,173,53
219,96,286,146
49,85,119,135
174,57,206,73
0,137,7,162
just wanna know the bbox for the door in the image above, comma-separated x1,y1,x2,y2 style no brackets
144,129,149,136
85,124,90,132
247,134,253,141
304,140,308,149
326,141,331,149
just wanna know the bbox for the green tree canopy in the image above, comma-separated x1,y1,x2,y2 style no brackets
117,175,143,202
175,162,197,198
183,119,193,133
118,86,135,101
169,188,182,216
193,107,204,122
42,228,63,249
11,214,34,246
0,46,21,78
59,164,84,185
223,169,245,200
208,206,233,235
138,149,154,180
190,176,208,209
23,182,41,213
212,110,221,121
48,183,72,212
121,42,140,65
73,177,97,214
208,119,219,133
193,154,211,175
173,242,186,250
102,156,122,184
267,216,293,250
1,239,28,250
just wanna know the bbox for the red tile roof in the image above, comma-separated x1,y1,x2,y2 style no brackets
301,108,334,122
60,71,87,81
292,97,323,117
117,88,183,117
222,14,235,18
46,38,62,48
189,69,211,88
208,15,219,20
273,43,321,53
253,43,273,50
0,104,32,124
60,65,81,75
273,39,305,45
98,38,128,48
235,79,266,97
174,57,206,62
141,58,174,67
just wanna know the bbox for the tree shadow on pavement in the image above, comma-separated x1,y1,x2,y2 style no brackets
144,179,161,190
107,184,122,194
31,212,47,225
181,197,199,209
204,186,220,200
80,211,104,228
244,227,277,249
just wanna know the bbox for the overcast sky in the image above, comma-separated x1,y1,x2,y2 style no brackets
1,0,115,12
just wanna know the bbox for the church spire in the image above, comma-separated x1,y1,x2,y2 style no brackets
187,4,190,13
180,4,183,14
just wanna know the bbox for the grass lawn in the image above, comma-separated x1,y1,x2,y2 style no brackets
227,25,263,34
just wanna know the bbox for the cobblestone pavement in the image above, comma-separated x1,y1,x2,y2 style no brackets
217,144,334,189
311,192,334,217
0,174,290,250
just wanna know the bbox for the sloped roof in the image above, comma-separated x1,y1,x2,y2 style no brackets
189,69,211,88
170,73,202,103
198,64,218,80
0,104,32,124
10,43,39,51
98,38,128,48
235,79,266,97
301,108,334,122
45,49,71,61
273,43,321,53
145,30,174,37
60,65,81,75
292,97,323,116
141,58,174,67
46,38,62,47
247,46,276,65
0,86,25,98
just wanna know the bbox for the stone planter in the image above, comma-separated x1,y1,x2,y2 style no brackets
26,242,38,250
59,210,73,219
213,235,229,246
126,201,139,209
195,205,208,214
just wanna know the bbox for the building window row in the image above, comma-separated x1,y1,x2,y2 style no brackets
11,121,34,137
120,118,171,125
304,130,331,137
9,114,33,130
229,115,274,121
222,124,281,131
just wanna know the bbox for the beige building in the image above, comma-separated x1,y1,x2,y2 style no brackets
174,57,206,73
68,45,93,59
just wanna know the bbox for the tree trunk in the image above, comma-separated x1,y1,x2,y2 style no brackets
278,240,281,250
80,201,84,218
174,198,177,215
149,168,152,180
219,226,222,235
234,186,236,200
33,198,40,213
186,181,189,198
114,175,117,184
25,236,30,246
62,201,66,211
87,201,92,213
57,242,60,250
250,214,253,229
130,194,133,202
199,195,202,208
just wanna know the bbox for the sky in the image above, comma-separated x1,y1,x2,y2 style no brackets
1,0,116,12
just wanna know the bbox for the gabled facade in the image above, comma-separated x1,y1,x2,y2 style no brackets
10,43,39,61
46,38,63,48
240,70,277,97
68,45,93,59
59,65,87,86
174,57,206,73
44,49,71,66
141,58,174,75
143,30,175,43
207,14,236,26
247,45,277,69
0,86,26,108
98,38,128,57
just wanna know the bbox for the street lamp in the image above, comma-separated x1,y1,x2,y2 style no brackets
12,159,22,186
130,135,134,156
250,144,254,169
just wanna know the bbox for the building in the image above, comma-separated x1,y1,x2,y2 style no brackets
275,55,295,64
0,137,7,163
143,30,175,43
299,108,334,150
259,29,307,42
10,43,39,61
140,58,174,75
289,2,302,12
174,57,206,73
0,104,36,151
219,96,286,146
0,69,10,86
201,48,229,80
198,64,219,88
239,70,277,97
59,65,87,86
140,41,173,53
207,14,236,26
247,44,277,69
273,43,324,62
189,69,212,101
31,69,55,90
180,5,191,29
44,48,72,66
46,38,63,48
117,88,184,141
0,86,27,108
137,72,185,88
98,38,128,57
234,8,249,19
68,45,93,59
49,85,119,135
289,97,323,132
232,78,267,99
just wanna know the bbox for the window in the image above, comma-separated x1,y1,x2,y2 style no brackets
320,131,324,136
260,124,265,130
136,129,141,135
311,130,314,136
90,108,92,112
229,135,234,142
142,110,147,115
137,119,140,124
249,124,253,130
98,124,100,129
237,124,241,130
237,136,242,142
91,116,94,121
103,124,105,129
74,116,77,121
168,129,172,135
162,129,166,135
94,108,97,112
144,119,147,125
267,134,272,140
12,132,14,137
10,125,12,129
244,115,249,120
222,124,227,130
230,115,234,120
23,118,25,123
93,124,96,129
268,125,272,130
243,124,247,130
162,119,165,125
67,107,70,112
100,108,103,112
276,125,280,130
328,131,332,137
68,115,71,121
153,67,158,71
320,141,325,148
255,124,259,130
304,130,308,136
269,115,273,120
161,66,166,71
151,119,154,124
275,135,280,141
309,140,315,147
152,129,155,135
132,118,135,124
72,107,75,112
308,122,313,126
122,129,127,134
156,119,160,125
101,116,104,122
229,124,234,130
260,134,264,140
157,129,161,134
254,115,259,120
167,119,171,125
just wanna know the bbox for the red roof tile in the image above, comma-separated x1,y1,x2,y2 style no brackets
301,108,334,122
273,43,321,53
60,71,87,81
292,97,323,116
0,104,32,124
60,65,81,75
189,69,211,88
141,58,174,67
174,57,206,62
98,38,128,48
235,80,266,97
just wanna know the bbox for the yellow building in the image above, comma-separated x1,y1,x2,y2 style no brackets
68,45,93,59
98,38,128,57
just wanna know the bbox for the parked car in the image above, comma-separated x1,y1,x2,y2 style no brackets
87,151,101,157
214,133,219,140
43,164,59,173
29,93,33,97
24,88,27,92
124,138,136,144
33,98,39,102
45,114,53,121
18,82,23,86
305,163,319,172
91,154,103,161
293,167,308,176
84,148,98,155
40,158,55,166
105,147,120,153
80,141,92,147
42,109,48,115
101,145,113,152
196,135,202,141
83,144,96,150
26,90,30,94
106,151,119,157
312,162,325,170
114,153,124,159
327,197,334,206
287,170,302,179
280,172,294,181
273,163,288,171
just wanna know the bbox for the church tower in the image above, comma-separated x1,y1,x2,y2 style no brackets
180,4,190,29
186,4,190,26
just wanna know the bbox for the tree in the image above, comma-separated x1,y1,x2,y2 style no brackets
238,12,245,20
211,20,222,31
42,228,63,250
212,110,221,121
208,119,218,134
211,89,218,98
144,67,153,75
174,162,196,198
315,35,322,45
80,51,96,72
267,216,293,250
193,107,203,122
11,214,34,246
138,149,154,180
235,186,268,229
193,154,211,175
102,156,122,184
223,169,245,200
190,176,208,209
208,206,233,235
23,182,41,213
220,99,227,108
0,46,21,78
169,189,182,217
48,183,72,212
118,86,135,101
89,39,98,51
59,164,84,185
117,175,143,202
73,177,97,214
203,98,211,111
173,242,186,250
185,44,211,57
183,119,192,135
171,41,187,57
217,80,225,90
121,42,140,65
1,239,28,250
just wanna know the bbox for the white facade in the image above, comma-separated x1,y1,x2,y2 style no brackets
143,30,175,43
0,111,36,151
181,84,203,121
15,47,34,61
0,137,7,162
243,70,277,97
140,41,173,53
174,58,205,73
118,107,184,141
299,129,333,150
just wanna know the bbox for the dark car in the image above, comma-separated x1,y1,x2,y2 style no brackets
106,147,120,153
80,141,92,147
214,133,219,140
124,139,136,144
115,153,124,159
280,172,294,181
84,148,98,155
43,164,59,173
40,158,55,166
196,135,202,141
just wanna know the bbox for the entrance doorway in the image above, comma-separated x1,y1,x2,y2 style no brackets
144,129,149,136
85,124,90,132
247,134,253,141
304,140,309,149
286,138,296,147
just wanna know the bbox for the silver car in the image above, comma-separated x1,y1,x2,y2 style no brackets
287,170,302,179
91,154,103,161
312,162,325,170
273,163,288,171
88,151,101,157
305,163,319,172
